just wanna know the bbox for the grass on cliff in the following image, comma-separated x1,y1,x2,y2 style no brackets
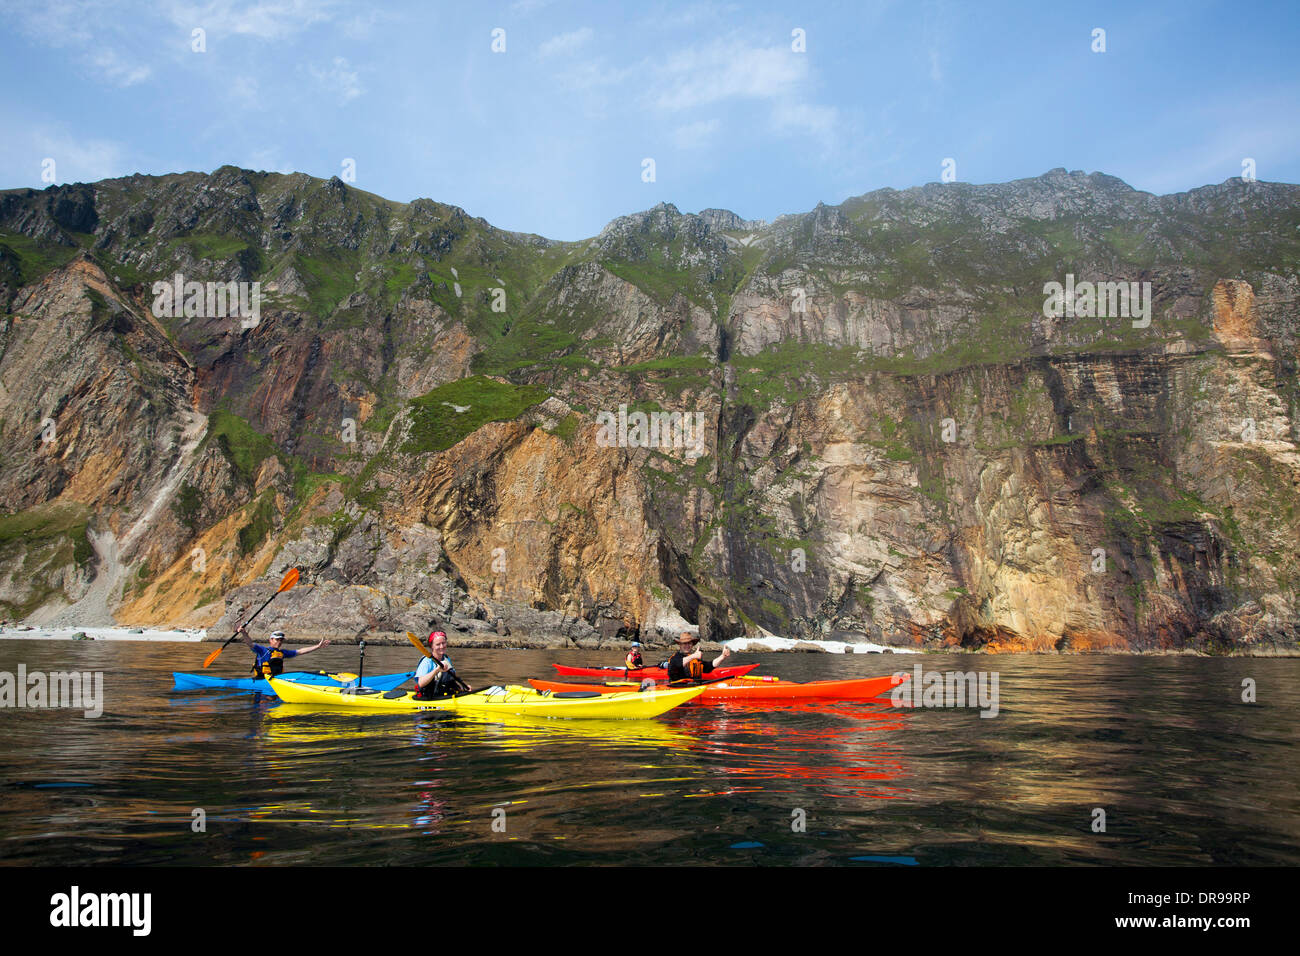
206,410,279,488
237,491,277,555
402,375,550,454
0,502,93,566
0,503,94,617
0,231,84,285
165,233,253,262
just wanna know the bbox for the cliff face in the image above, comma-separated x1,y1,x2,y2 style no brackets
1,167,1296,650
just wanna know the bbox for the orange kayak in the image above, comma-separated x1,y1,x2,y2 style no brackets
527,673,903,702
553,662,759,680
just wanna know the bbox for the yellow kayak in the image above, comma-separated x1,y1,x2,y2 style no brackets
266,678,705,719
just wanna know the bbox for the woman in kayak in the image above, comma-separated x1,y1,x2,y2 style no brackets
235,625,330,678
414,630,471,699
665,631,730,683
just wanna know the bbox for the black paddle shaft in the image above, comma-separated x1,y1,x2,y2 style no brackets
220,589,281,651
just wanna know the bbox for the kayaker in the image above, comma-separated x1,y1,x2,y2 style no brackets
665,631,730,683
235,625,329,678
414,630,471,699
625,640,644,669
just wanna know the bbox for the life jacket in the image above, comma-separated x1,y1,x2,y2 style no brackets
625,650,643,668
414,657,457,700
253,648,285,678
666,651,705,683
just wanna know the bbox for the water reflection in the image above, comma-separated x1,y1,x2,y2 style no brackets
0,640,1297,865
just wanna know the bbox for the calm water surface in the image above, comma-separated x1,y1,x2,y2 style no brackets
0,639,1296,866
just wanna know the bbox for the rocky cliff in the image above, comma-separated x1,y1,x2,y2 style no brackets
1,166,1297,651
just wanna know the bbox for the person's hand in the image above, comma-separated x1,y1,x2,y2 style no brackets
720,645,731,659
320,638,331,647
235,623,248,635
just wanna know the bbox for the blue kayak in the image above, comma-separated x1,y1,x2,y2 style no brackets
172,671,416,693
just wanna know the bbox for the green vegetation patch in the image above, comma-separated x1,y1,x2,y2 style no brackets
544,412,581,443
237,491,277,556
206,410,279,488
402,375,550,454
0,502,93,566
165,233,252,261
172,481,203,535
0,230,83,285
295,252,359,317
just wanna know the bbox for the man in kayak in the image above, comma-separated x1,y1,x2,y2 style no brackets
414,630,471,699
665,631,730,683
235,625,330,678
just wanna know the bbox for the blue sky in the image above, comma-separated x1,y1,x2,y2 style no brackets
1,0,1297,240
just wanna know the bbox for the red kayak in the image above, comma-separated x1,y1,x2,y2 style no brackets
553,662,759,680
530,673,903,702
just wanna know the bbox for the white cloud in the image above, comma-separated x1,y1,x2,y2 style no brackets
0,0,98,47
539,27,594,58
642,33,843,154
653,39,807,112
0,0,156,86
165,0,340,40
309,56,363,104
551,58,637,94
89,49,152,87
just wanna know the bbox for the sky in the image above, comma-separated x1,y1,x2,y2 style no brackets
1,0,1297,241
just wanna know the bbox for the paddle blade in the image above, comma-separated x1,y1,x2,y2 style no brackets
277,567,300,592
201,645,224,669
406,631,433,658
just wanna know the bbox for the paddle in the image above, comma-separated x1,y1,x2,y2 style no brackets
202,568,300,668
406,629,432,659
